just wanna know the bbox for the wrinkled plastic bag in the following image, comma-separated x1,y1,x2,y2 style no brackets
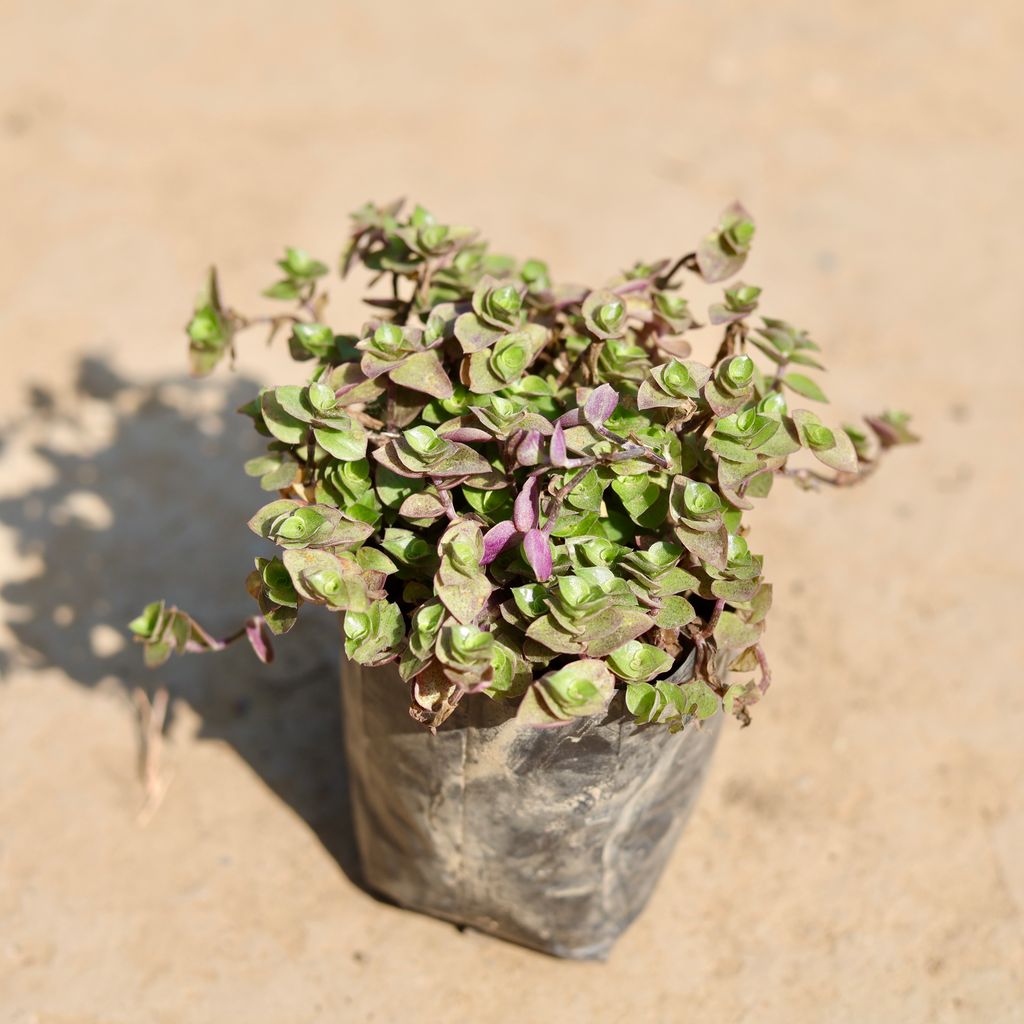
341,658,722,959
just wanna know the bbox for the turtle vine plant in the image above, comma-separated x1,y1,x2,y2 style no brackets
130,200,915,731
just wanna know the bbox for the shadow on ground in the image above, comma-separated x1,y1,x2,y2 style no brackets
0,356,362,883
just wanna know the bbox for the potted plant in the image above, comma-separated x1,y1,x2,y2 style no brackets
130,199,914,959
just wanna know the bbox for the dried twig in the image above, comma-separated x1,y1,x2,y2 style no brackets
133,686,171,826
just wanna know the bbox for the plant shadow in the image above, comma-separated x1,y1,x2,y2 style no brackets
0,356,362,884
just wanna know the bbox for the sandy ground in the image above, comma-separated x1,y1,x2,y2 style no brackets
1,2,1022,1021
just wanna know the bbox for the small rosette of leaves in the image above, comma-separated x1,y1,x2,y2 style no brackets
582,289,629,340
245,556,300,635
344,601,405,666
186,269,235,377
525,572,654,659
516,659,616,727
607,640,674,682
461,324,548,393
374,424,492,480
283,548,385,611
637,358,712,413
596,336,651,384
435,623,494,692
669,479,730,568
651,290,695,333
395,205,475,260
703,354,757,416
264,246,329,300
434,519,493,624
248,499,374,551
793,409,858,474
356,321,453,399
697,203,756,283
316,459,382,525
709,282,762,326
695,532,765,603
618,542,698,628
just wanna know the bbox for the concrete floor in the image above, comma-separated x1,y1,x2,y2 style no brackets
1,2,1022,1021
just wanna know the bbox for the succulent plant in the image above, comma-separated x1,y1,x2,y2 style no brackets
136,199,915,731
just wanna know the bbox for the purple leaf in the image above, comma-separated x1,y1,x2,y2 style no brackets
550,422,567,467
512,428,542,467
438,426,493,443
513,477,539,532
522,528,552,581
333,378,365,399
246,617,274,664
555,409,583,428
584,383,619,427
480,519,519,565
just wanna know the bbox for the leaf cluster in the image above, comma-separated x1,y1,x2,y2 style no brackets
140,200,915,731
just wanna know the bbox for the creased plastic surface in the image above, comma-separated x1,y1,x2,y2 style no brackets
341,659,722,959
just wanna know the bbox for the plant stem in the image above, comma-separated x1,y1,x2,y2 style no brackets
698,597,726,641
754,643,772,694
556,341,592,387
655,252,698,289
540,464,594,536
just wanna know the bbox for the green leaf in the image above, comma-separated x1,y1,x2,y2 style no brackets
245,452,297,491
783,373,828,403
625,681,657,721
260,390,306,444
512,583,548,619
262,603,299,636
262,280,301,300
279,247,328,279
713,610,764,651
653,595,696,629
273,384,316,423
525,614,583,656
290,322,335,359
678,679,720,719
143,639,173,668
314,421,368,462
583,608,656,658
565,468,605,512
129,601,164,638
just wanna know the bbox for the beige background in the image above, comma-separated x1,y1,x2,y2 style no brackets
1,2,1022,1022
